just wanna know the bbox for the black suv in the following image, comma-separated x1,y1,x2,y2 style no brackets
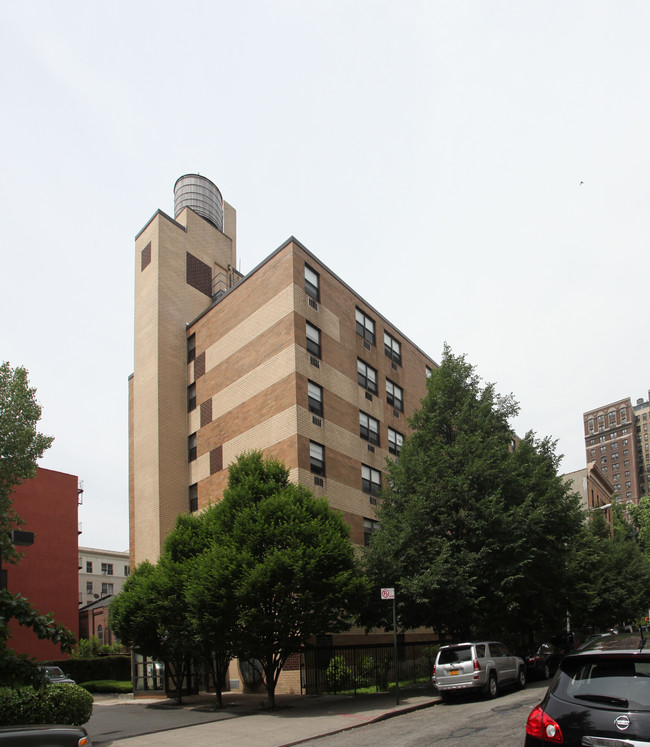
525,631,650,745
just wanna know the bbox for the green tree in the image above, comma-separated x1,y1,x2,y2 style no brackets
569,508,650,630
165,512,236,708
0,363,72,687
0,362,53,563
215,451,366,709
109,559,195,704
0,591,76,687
363,345,583,641
630,496,650,554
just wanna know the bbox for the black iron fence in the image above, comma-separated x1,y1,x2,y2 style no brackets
301,640,439,695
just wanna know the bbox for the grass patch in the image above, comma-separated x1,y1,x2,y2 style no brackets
78,680,133,694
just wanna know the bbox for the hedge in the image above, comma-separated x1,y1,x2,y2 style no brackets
43,654,130,684
0,683,93,726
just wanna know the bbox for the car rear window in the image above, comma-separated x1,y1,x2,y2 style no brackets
552,655,650,710
439,646,473,664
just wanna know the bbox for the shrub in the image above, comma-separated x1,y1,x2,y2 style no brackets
0,683,93,726
44,654,130,683
79,680,132,693
326,655,352,693
355,656,375,688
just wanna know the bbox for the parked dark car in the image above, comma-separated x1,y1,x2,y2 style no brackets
525,631,650,746
38,666,76,685
548,631,583,654
0,725,91,745
522,642,562,680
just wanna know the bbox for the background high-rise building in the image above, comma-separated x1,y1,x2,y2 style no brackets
130,175,437,567
583,391,650,504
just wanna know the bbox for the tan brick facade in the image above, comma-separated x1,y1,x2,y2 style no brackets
130,183,438,695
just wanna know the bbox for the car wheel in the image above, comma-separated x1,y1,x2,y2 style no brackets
487,672,499,698
543,662,551,680
517,666,526,689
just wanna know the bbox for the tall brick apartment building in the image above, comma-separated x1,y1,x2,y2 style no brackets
130,174,437,567
583,391,650,504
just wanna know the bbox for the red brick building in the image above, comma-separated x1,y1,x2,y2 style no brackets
6,467,80,661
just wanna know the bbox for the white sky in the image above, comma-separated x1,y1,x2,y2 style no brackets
1,1,649,551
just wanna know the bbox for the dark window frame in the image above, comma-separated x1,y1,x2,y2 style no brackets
384,331,402,365
310,441,325,476
306,321,321,358
360,411,380,445
388,427,403,456
386,378,403,412
362,464,382,496
308,380,323,416
357,358,378,394
305,263,320,302
189,483,198,512
355,307,376,345
188,432,197,462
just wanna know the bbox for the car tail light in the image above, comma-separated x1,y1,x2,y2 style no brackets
526,704,563,743
432,665,436,677
473,658,480,671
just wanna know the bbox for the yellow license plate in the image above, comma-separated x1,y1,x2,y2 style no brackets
450,669,459,675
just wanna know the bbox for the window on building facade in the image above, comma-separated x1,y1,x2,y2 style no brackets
426,366,433,379
124,565,130,576
357,359,378,394
386,379,403,412
384,332,402,365
388,427,403,456
188,432,197,462
304,264,320,302
187,333,196,363
308,381,323,416
588,419,594,433
306,322,321,358
189,483,198,512
621,408,627,421
86,581,93,594
364,518,381,547
188,383,196,412
101,582,114,596
86,561,92,573
362,465,382,497
310,441,325,476
101,563,113,575
355,308,375,345
359,411,380,445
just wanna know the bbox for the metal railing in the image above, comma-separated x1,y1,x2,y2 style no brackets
300,640,438,695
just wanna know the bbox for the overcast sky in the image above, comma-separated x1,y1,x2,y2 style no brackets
1,1,649,551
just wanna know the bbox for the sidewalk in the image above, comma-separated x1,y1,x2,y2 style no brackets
87,684,440,746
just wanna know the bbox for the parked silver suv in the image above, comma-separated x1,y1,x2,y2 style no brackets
433,641,526,701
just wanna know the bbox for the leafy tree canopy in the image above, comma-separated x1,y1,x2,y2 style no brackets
112,451,366,708
0,362,53,563
363,345,583,642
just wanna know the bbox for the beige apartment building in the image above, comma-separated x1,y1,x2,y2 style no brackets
130,173,436,566
583,392,650,505
78,547,130,606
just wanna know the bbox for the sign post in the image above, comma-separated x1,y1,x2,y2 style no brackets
381,588,399,705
